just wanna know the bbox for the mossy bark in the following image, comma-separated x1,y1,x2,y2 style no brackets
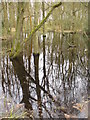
10,3,25,58
24,2,62,42
10,2,62,58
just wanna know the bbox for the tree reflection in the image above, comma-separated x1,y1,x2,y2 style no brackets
1,32,88,118
33,53,42,118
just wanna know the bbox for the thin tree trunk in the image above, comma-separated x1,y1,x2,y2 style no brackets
24,2,62,42
10,2,62,58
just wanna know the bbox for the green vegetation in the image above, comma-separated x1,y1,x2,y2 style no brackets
1,2,88,58
0,1,89,119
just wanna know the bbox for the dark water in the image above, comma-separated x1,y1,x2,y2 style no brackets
0,32,89,118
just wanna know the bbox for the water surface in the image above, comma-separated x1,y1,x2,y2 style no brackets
0,32,89,118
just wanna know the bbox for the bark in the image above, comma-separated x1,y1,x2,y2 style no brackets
24,2,62,42
10,2,62,58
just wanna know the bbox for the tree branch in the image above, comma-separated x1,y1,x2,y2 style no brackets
24,2,62,43
10,2,62,58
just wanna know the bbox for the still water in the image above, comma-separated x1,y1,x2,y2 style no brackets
0,32,89,118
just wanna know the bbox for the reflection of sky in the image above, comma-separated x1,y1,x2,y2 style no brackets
0,33,88,117
0,53,88,117
29,42,88,108
37,46,88,104
0,69,3,97
39,52,44,81
0,45,3,99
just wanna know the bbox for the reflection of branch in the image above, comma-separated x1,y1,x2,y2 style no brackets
2,58,21,100
11,58,56,102
29,95,37,102
49,82,61,95
42,104,52,118
28,93,53,118
79,56,88,71
77,69,88,77
30,76,55,101
2,70,5,93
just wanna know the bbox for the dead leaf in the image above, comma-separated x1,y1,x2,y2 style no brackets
73,103,83,111
64,113,71,119
64,113,77,119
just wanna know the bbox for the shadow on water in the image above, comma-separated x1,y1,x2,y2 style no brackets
0,32,89,118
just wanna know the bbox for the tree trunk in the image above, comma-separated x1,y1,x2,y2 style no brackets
10,2,62,58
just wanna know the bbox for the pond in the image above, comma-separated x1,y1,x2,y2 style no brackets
0,32,89,118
